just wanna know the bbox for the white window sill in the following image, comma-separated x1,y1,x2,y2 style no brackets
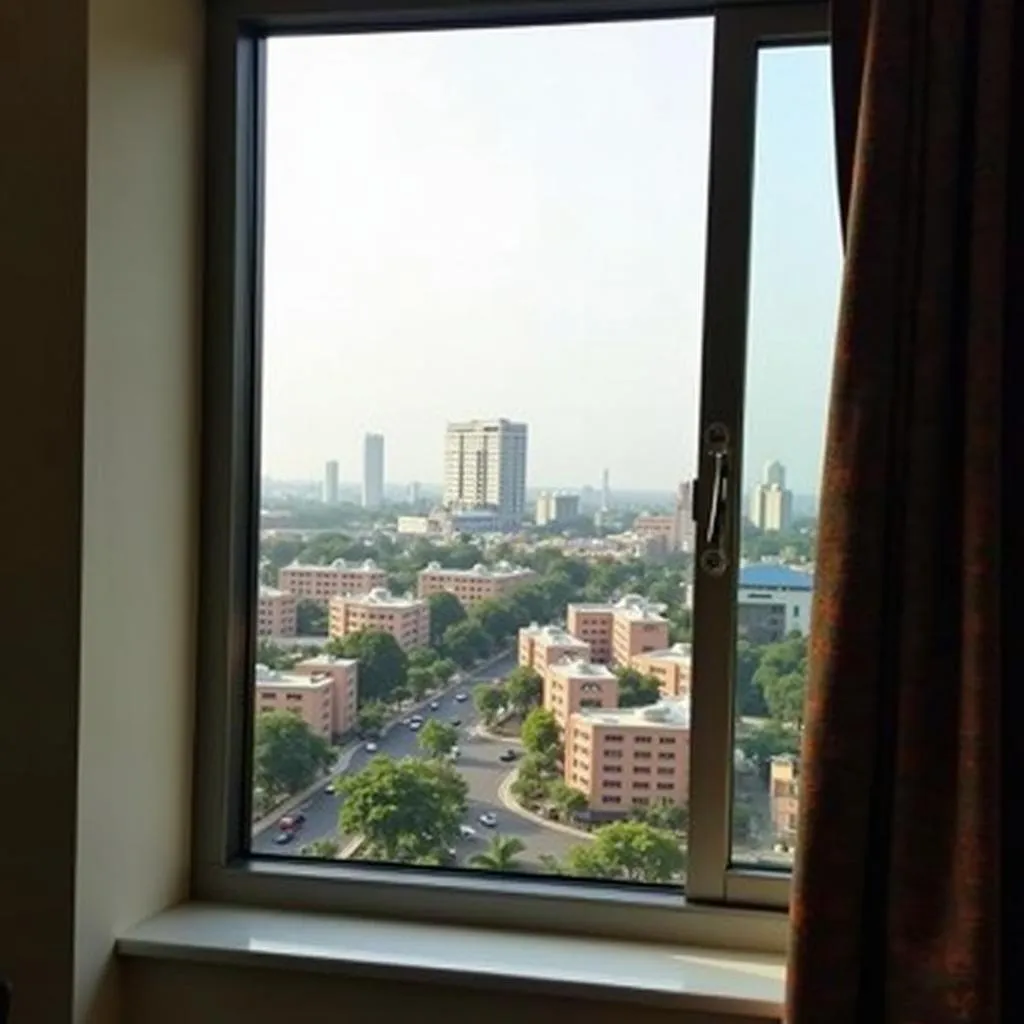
118,903,786,1018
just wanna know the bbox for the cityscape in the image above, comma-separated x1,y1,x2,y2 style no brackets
252,420,813,883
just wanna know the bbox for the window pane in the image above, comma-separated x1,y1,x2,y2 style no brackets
731,44,840,867
252,18,712,885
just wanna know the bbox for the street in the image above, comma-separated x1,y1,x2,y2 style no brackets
251,653,582,870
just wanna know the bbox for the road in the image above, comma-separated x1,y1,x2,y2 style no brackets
252,653,582,870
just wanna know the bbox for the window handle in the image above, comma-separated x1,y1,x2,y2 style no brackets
701,423,730,577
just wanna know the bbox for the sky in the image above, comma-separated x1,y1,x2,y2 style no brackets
260,20,840,495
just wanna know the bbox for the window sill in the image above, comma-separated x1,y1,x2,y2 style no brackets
118,903,786,1018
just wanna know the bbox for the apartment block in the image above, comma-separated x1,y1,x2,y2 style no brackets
257,585,296,637
329,588,430,651
630,642,692,698
565,699,691,816
735,563,814,643
294,655,359,737
770,755,800,845
567,594,670,666
417,560,536,608
518,623,590,677
443,418,528,528
277,558,388,605
545,658,618,728
632,514,679,553
255,664,333,739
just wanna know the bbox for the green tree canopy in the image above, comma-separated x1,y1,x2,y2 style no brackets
418,719,459,759
521,707,560,758
339,756,468,863
563,821,685,883
256,639,302,671
431,657,457,687
469,834,527,873
295,598,328,636
503,666,543,716
735,640,769,717
632,798,688,835
510,753,553,805
738,720,800,775
253,710,333,802
441,620,492,667
471,599,518,647
752,635,808,727
300,836,341,859
326,629,408,706
406,666,435,701
473,683,506,727
547,780,587,820
355,701,388,738
615,668,662,709
427,592,467,647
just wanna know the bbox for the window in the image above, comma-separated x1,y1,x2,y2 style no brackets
197,0,828,943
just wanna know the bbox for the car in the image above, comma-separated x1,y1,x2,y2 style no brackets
403,718,413,727
272,831,294,845
410,714,423,725
278,812,305,831
498,749,518,763
454,692,468,702
365,741,378,752
448,746,461,761
409,721,422,731
479,812,498,828
324,782,336,794
450,718,462,728
458,824,477,839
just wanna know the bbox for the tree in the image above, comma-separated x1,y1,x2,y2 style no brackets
615,668,662,709
503,666,543,717
356,701,388,738
547,780,587,821
469,835,527,873
338,756,468,863
431,657,457,688
564,821,685,883
253,710,333,802
427,592,467,647
510,755,549,805
256,639,301,671
300,836,341,859
326,629,408,706
737,720,800,777
407,666,435,701
633,798,688,834
418,719,459,759
295,598,328,636
473,684,506,727
441,620,491,667
471,599,518,647
735,641,769,717
760,671,807,728
520,707,560,758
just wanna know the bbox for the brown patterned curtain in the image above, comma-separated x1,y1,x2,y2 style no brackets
785,2,1014,1022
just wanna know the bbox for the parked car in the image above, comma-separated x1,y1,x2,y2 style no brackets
278,812,305,832
479,812,498,828
454,692,468,703
498,749,518,763
272,831,294,845
409,721,422,731
429,701,441,711
450,718,462,728
324,781,336,794
458,824,477,839
365,741,379,752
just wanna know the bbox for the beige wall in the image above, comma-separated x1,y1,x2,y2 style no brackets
295,658,359,736
417,567,535,606
630,649,691,697
545,665,618,728
279,564,387,603
258,589,297,636
567,608,614,662
612,617,670,665
770,758,800,841
329,595,430,651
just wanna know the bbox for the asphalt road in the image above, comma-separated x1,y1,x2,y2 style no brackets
252,653,582,870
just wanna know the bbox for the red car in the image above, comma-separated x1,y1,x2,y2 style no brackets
277,811,306,832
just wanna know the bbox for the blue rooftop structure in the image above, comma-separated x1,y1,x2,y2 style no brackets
738,564,814,591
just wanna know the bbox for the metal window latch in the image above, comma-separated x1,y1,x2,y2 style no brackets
700,423,730,577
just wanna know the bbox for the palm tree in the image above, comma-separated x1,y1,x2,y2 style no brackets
469,834,526,872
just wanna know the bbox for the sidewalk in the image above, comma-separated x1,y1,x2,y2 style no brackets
496,768,593,842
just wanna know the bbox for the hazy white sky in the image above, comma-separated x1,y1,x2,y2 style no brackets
260,20,840,493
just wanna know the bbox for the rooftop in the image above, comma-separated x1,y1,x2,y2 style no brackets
549,658,616,679
284,558,383,572
574,697,692,730
259,585,290,598
635,642,692,662
254,664,332,688
521,622,589,647
296,654,358,669
738,564,814,591
420,560,533,579
568,594,669,620
333,587,425,609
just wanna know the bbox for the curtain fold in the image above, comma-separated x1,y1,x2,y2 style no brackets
785,1,1012,1021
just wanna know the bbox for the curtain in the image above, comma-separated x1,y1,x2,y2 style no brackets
785,1,1015,1021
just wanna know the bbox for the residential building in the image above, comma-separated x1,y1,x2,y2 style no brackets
674,480,696,553
601,468,610,511
770,755,800,846
736,563,813,643
407,481,421,506
417,560,536,607
257,585,296,637
294,654,359,737
632,514,679,554
518,623,590,678
545,658,618,728
278,558,387,604
565,698,691,816
324,459,339,505
362,432,385,509
630,642,692,698
396,514,444,537
255,664,333,740
749,460,794,533
567,595,670,666
443,418,528,528
535,490,581,526
446,509,503,535
329,588,430,651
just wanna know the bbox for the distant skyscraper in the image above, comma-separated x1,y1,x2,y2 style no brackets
535,491,581,526
674,480,696,552
601,468,611,511
443,418,528,528
749,460,793,532
324,460,339,505
362,433,384,509
407,481,421,507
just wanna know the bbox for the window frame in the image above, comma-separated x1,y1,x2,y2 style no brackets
195,0,827,950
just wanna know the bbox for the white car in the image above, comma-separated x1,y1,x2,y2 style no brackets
479,812,498,828
409,721,422,731
365,741,378,752
458,824,477,839
454,692,468,703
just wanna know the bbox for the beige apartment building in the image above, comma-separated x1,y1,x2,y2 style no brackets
518,623,590,678
770,755,800,845
255,664,333,739
257,586,296,637
544,658,618,728
328,588,430,651
567,594,670,666
565,698,691,816
630,642,692,698
277,558,388,604
632,514,679,553
417,560,536,608
294,654,359,737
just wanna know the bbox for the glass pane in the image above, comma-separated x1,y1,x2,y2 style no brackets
252,19,713,885
730,45,840,867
